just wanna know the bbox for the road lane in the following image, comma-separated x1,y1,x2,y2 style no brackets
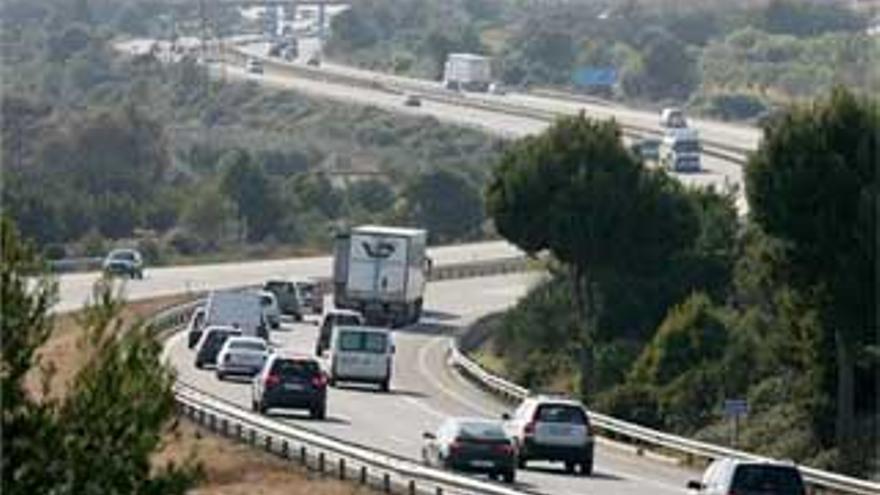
168,274,696,494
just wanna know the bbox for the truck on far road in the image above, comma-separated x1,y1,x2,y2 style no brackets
660,128,702,172
443,53,492,92
332,225,431,327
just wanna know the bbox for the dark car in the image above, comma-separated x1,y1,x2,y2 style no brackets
631,137,661,162
688,459,806,495
422,418,517,483
315,309,364,356
194,326,242,369
186,307,207,348
251,354,327,419
102,249,144,279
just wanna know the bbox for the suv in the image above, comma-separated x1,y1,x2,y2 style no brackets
502,395,594,475
687,459,806,495
102,249,144,279
252,354,327,418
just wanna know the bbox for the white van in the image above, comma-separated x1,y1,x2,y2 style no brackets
204,291,269,341
660,128,701,172
328,325,394,391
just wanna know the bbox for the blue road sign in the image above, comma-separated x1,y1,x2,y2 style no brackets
724,399,749,417
572,67,618,87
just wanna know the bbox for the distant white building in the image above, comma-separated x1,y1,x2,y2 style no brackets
443,53,492,92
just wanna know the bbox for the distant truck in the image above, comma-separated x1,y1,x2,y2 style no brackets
203,290,269,341
332,225,431,327
660,128,701,172
443,53,492,92
659,107,688,129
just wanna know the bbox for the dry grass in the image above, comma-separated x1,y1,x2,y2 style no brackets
34,294,375,495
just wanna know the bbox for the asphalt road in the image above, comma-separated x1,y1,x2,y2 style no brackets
168,274,698,495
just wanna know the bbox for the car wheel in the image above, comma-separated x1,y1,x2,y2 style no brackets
216,371,225,381
517,456,526,469
258,401,267,414
294,313,303,322
195,361,203,369
310,403,326,420
328,376,337,387
580,458,593,476
565,461,576,474
251,398,258,412
488,473,499,481
379,379,390,392
502,470,515,484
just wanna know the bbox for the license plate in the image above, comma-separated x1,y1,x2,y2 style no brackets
283,383,304,391
470,460,494,468
548,425,572,435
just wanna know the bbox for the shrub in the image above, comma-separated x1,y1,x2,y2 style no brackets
165,228,202,256
595,383,662,428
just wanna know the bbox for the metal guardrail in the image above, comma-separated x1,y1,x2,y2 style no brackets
49,257,103,273
448,343,880,495
145,256,538,495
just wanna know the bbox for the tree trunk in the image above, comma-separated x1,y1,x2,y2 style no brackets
835,329,855,465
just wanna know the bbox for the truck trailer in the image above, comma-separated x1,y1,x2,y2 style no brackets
332,225,430,327
443,53,492,92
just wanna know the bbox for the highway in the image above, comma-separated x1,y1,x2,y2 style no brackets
168,273,697,495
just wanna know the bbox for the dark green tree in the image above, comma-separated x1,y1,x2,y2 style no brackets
1,217,200,494
485,113,698,400
218,150,282,242
403,169,484,244
744,87,878,463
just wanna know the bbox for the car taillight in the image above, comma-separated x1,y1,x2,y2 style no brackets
524,421,536,437
311,374,327,388
265,374,280,387
449,441,462,454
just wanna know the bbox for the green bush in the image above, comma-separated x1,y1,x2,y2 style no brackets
595,383,662,429
165,229,202,256
692,92,768,121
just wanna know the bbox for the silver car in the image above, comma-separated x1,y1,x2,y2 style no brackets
102,248,144,279
215,336,270,380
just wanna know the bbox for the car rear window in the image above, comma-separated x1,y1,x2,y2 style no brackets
339,331,387,353
732,465,805,495
335,314,361,326
111,251,135,261
535,405,588,425
264,282,288,292
297,284,316,296
230,341,265,352
458,421,507,441
272,359,319,377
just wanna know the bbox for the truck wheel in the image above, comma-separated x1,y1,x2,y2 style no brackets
503,470,515,484
580,458,593,476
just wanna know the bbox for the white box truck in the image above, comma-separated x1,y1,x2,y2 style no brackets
204,290,269,341
333,225,430,327
443,53,492,92
660,128,702,172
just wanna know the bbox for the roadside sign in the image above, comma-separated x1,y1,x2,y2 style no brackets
572,67,617,87
723,399,749,417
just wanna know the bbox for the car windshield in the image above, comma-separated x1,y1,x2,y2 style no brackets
110,251,135,261
457,421,507,440
230,340,265,352
732,466,805,495
271,359,319,378
674,141,700,153
536,405,587,424
265,282,288,292
338,331,387,353
205,332,234,351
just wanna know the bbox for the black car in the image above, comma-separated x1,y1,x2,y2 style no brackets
422,418,516,483
251,354,327,419
194,326,242,368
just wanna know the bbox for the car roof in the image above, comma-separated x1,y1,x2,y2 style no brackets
728,458,799,468
524,396,586,409
326,309,363,317
335,325,389,334
271,351,319,362
226,336,266,345
203,325,239,334
108,248,138,255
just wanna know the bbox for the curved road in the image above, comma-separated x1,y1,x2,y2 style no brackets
168,274,696,495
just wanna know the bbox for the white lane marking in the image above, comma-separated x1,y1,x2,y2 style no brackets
416,336,492,415
402,396,445,420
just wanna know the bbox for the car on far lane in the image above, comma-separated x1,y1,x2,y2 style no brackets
315,309,364,356
246,58,264,74
215,336,271,380
251,353,328,418
404,94,422,107
422,418,517,483
630,137,661,162
503,394,594,475
102,248,144,279
194,326,242,369
687,458,806,495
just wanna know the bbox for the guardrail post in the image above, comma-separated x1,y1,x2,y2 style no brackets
236,423,243,439
338,458,346,480
281,440,289,458
300,446,307,466
435,487,443,495
383,473,391,493
360,466,368,484
249,429,256,445
221,418,228,436
408,480,416,495
318,452,325,473
265,435,272,453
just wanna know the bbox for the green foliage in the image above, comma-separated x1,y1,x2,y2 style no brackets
218,150,283,242
401,169,484,243
1,217,200,494
630,293,728,386
180,185,237,249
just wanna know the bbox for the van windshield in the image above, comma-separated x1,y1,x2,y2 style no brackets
338,331,388,353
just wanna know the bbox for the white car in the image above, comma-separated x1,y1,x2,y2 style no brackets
328,325,393,391
502,395,594,475
257,290,281,329
687,458,806,495
215,336,271,380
